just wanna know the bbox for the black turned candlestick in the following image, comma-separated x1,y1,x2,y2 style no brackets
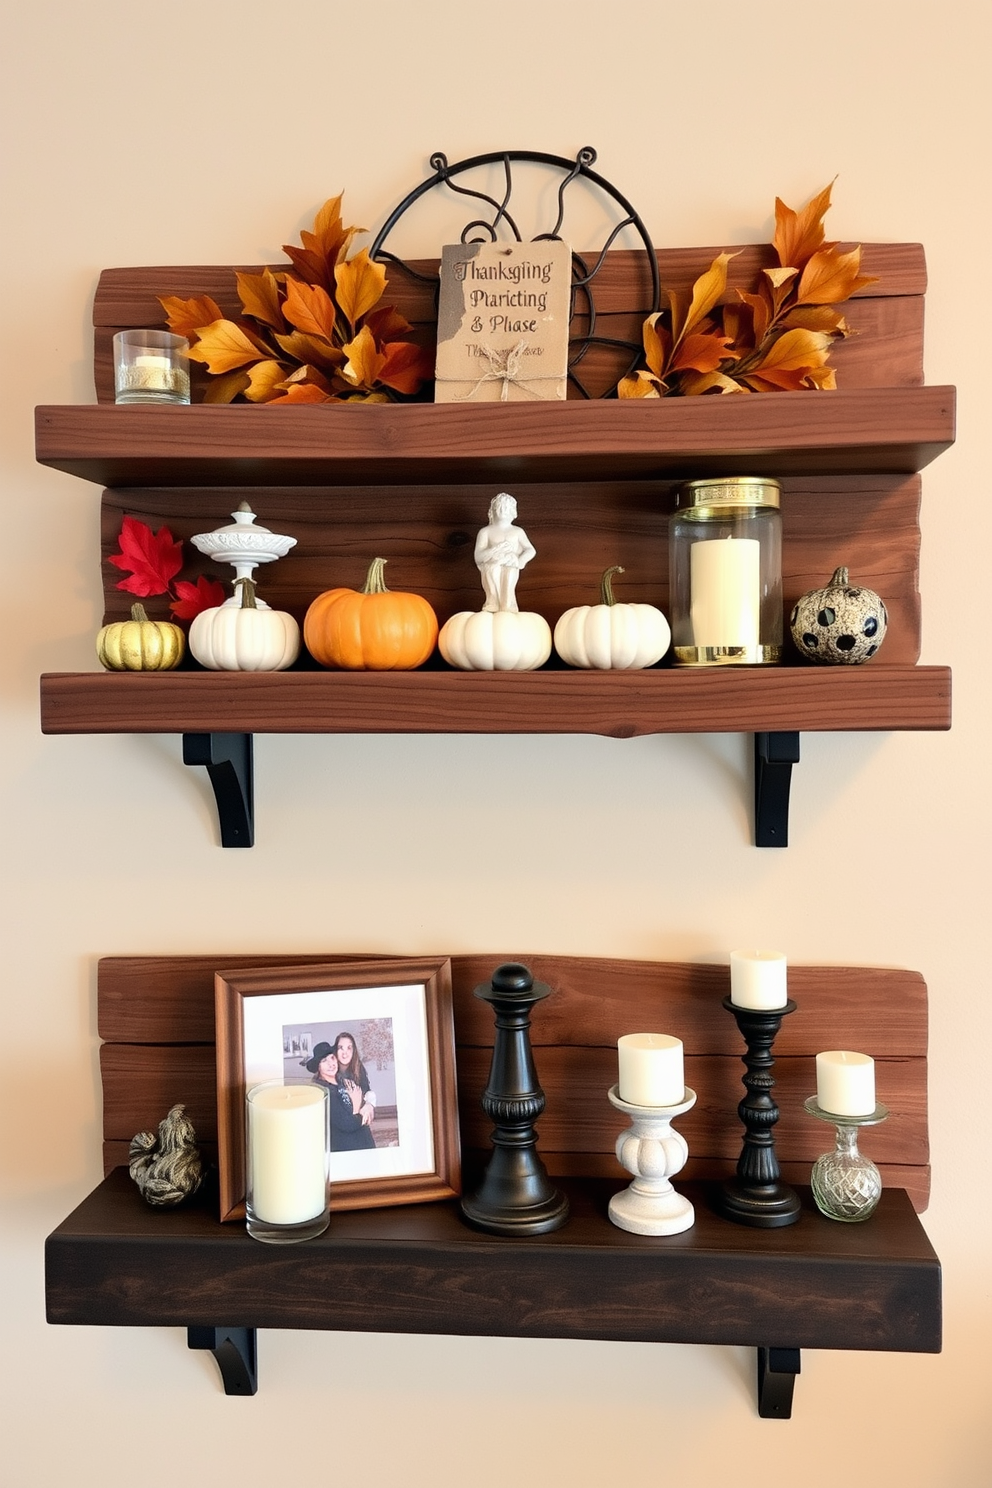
460,963,570,1236
718,996,802,1228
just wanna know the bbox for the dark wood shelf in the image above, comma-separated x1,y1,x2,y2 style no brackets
35,386,956,488
47,1168,940,1355
40,664,952,737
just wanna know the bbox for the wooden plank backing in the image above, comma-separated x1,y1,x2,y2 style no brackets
89,244,926,402
96,954,930,1208
93,473,923,662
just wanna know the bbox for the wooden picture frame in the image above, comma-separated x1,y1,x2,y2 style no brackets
215,957,460,1223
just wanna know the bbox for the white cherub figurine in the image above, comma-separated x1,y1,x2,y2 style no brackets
475,493,536,613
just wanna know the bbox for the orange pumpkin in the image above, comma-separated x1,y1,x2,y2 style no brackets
304,557,438,670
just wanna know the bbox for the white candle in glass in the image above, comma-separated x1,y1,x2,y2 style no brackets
133,353,173,390
248,1083,327,1225
690,537,760,647
729,950,788,1010
618,1033,685,1106
816,1051,876,1117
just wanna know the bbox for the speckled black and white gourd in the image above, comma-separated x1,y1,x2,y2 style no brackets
790,567,888,664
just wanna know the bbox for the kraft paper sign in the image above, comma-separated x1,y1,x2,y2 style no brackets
434,240,571,402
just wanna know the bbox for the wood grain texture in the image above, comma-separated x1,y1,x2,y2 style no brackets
40,663,952,737
88,473,924,662
34,388,956,487
95,954,930,1209
46,1169,940,1353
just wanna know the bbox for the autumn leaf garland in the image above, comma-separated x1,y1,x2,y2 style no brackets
618,184,878,398
160,195,432,405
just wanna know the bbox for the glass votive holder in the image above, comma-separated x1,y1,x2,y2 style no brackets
669,476,783,665
246,1079,329,1244
113,328,190,405
804,1095,889,1223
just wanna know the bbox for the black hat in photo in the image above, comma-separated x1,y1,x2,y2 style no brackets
303,1040,334,1073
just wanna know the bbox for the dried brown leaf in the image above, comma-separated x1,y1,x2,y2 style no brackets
159,294,225,343
236,269,285,330
670,330,737,375
773,182,834,269
283,278,338,341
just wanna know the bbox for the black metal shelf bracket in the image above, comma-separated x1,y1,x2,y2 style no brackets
182,733,254,848
753,731,801,848
188,1325,257,1395
757,1346,801,1418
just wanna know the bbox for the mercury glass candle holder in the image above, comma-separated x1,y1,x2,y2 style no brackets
113,329,190,405
607,1084,696,1235
191,503,297,605
804,1096,889,1223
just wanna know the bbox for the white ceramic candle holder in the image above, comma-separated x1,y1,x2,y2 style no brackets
608,1084,696,1235
191,503,297,608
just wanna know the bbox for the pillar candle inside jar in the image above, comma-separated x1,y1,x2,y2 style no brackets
816,1051,876,1117
248,1083,327,1225
730,949,788,1009
617,1033,685,1106
690,537,760,648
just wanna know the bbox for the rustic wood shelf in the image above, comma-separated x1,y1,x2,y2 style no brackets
41,664,951,736
46,1168,940,1411
35,388,955,488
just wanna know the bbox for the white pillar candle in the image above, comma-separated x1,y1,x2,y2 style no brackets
618,1033,685,1106
730,949,788,1009
248,1083,327,1225
816,1051,876,1117
690,537,760,648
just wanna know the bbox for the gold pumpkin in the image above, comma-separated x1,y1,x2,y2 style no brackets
96,603,185,671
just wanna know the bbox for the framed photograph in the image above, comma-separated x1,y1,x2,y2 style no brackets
215,957,460,1222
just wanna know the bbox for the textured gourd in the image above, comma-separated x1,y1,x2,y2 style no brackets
304,557,438,670
439,608,552,671
96,603,185,671
554,566,671,670
790,566,888,665
189,578,300,671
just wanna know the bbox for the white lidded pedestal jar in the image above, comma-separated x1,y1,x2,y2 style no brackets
669,476,783,665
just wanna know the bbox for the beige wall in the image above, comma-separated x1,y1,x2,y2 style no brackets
2,2,990,1482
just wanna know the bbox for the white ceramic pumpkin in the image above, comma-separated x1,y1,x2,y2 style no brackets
438,608,552,672
189,578,300,671
554,567,671,670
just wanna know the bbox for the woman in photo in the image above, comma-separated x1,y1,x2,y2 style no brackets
333,1031,376,1131
304,1042,375,1152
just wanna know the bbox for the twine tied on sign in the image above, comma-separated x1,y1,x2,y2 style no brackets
439,341,564,401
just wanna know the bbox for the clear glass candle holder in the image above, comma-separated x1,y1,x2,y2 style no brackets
670,476,783,665
246,1079,329,1244
113,329,190,405
804,1095,889,1223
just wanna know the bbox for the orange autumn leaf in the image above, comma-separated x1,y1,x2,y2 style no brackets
773,182,835,269
274,330,344,371
642,313,672,378
783,305,850,334
282,278,337,341
244,359,292,403
159,294,225,342
751,327,832,372
186,319,269,373
376,340,433,395
670,329,737,375
617,370,663,398
680,370,747,395
340,325,387,388
266,382,336,405
334,249,387,328
364,304,415,342
235,269,285,330
678,252,737,343
201,368,251,404
796,245,878,305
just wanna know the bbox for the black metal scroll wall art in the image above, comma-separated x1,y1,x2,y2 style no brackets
368,148,660,399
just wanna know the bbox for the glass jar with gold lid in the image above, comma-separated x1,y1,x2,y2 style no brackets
669,476,783,665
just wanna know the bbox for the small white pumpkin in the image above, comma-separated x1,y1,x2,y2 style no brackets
554,566,671,670
189,578,300,672
439,608,552,672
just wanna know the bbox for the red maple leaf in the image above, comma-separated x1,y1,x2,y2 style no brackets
108,516,184,597
170,575,227,620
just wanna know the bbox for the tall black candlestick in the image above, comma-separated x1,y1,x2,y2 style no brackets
718,995,802,1228
460,963,570,1236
